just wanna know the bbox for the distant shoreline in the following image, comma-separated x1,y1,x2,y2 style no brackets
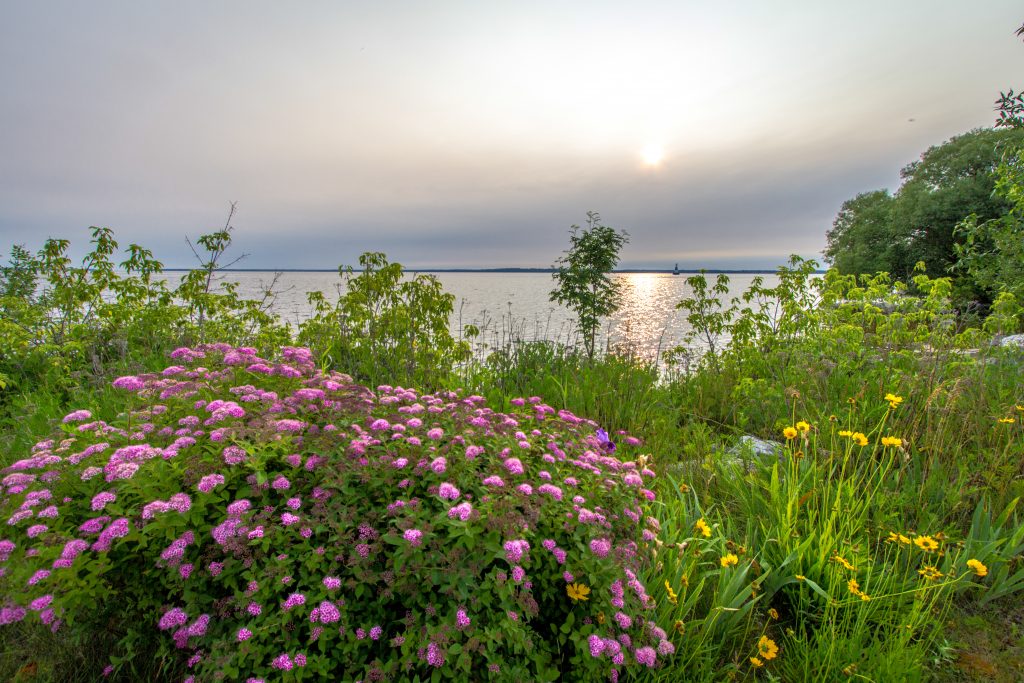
161,268,815,275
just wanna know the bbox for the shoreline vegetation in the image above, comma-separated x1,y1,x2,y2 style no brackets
0,220,1022,682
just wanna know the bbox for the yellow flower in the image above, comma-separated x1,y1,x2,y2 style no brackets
860,592,871,601
918,565,943,582
851,432,868,447
596,611,606,624
566,582,590,602
838,430,853,437
886,532,911,545
664,580,678,604
967,559,988,577
795,575,806,581
783,426,798,440
833,555,856,571
695,518,712,538
679,483,690,493
998,417,1015,424
673,619,685,635
750,656,764,668
721,553,739,568
885,393,903,409
913,535,939,552
881,435,902,447
847,578,861,595
795,420,811,433
1016,405,1023,412
768,608,779,620
757,635,779,660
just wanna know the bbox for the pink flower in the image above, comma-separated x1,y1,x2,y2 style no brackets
503,458,524,475
590,538,612,558
403,529,423,547
197,474,225,493
237,628,252,641
437,483,460,501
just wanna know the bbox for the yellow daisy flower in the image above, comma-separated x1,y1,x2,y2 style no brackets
795,420,811,433
885,393,903,409
695,518,712,538
566,582,590,602
720,553,739,568
913,535,939,552
967,559,988,577
783,426,798,440
757,635,779,660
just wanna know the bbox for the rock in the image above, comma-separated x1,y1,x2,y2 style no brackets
722,435,785,471
999,334,1024,348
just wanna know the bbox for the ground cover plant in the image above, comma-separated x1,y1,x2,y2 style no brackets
0,344,675,682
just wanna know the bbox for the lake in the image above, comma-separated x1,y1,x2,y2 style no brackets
159,271,780,362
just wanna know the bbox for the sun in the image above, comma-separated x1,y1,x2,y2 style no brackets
641,145,665,166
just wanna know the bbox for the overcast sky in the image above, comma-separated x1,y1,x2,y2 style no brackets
1,1,1022,269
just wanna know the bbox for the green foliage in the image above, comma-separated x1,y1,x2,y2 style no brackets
298,252,469,390
954,147,1024,319
824,189,896,275
824,128,1024,307
550,212,629,359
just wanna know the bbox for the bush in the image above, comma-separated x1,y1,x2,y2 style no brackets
0,344,673,681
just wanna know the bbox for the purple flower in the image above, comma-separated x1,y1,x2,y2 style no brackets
635,646,657,667
427,428,444,440
447,502,472,521
426,642,444,667
281,512,301,526
438,482,460,501
62,410,92,424
590,538,612,558
112,376,145,391
369,625,382,640
403,529,423,547
197,474,225,493
455,609,471,629
282,593,306,611
323,576,341,590
316,600,340,623
271,654,293,671
158,607,188,631
29,594,53,611
588,634,605,658
271,476,291,491
503,458,525,475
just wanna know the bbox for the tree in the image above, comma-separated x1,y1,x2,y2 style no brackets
824,190,896,274
824,128,1024,304
550,212,629,359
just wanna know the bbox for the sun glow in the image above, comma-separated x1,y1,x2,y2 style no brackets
641,145,665,166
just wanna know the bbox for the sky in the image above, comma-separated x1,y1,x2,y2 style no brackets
1,1,1022,270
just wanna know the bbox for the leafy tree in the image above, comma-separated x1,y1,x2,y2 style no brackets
550,212,629,360
824,128,1024,305
824,190,896,274
954,147,1024,319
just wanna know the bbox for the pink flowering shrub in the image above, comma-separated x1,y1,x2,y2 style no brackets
0,344,670,681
